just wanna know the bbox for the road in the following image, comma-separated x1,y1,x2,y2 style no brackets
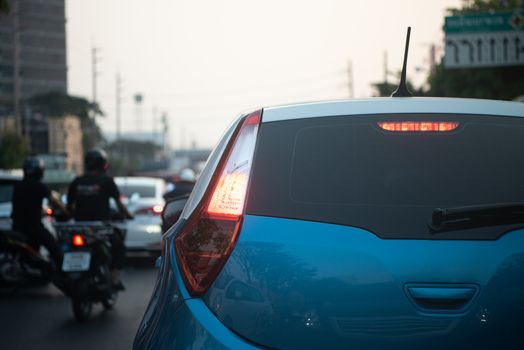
0,258,158,350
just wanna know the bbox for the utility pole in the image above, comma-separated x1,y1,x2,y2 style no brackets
383,51,389,85
115,73,122,141
161,111,168,154
91,46,101,117
429,44,437,75
180,126,185,150
13,0,22,135
152,106,157,144
347,59,354,98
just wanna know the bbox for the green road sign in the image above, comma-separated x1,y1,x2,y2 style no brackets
444,11,524,68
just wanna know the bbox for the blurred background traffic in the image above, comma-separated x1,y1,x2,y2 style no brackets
1,0,523,186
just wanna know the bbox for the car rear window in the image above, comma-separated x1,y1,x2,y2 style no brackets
118,184,156,198
246,114,524,239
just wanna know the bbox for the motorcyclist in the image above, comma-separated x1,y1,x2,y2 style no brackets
11,157,68,267
66,149,133,290
163,168,196,201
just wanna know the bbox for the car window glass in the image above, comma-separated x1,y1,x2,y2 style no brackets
247,114,524,239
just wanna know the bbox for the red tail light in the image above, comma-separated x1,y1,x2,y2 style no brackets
378,121,459,132
135,205,164,216
46,208,53,216
175,111,261,296
72,234,85,247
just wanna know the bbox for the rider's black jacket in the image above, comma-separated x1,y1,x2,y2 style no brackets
11,179,61,264
67,174,120,221
11,179,50,230
67,174,126,270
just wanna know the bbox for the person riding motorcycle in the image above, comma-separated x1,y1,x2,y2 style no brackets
66,149,132,290
11,157,68,267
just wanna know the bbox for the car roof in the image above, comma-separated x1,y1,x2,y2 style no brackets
0,175,22,183
261,97,524,123
114,177,165,186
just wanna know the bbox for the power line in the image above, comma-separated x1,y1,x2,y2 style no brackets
115,72,122,141
347,59,354,98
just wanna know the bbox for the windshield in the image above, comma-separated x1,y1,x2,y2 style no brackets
118,184,157,198
247,114,524,239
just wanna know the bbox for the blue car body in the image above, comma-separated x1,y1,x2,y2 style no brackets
134,98,524,349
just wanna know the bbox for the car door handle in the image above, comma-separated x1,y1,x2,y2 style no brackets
406,285,478,312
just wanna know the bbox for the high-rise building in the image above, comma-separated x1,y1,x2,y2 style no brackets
0,0,67,118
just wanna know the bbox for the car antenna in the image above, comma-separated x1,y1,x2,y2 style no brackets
391,27,413,98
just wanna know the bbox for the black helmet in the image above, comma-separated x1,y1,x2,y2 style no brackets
85,148,108,172
23,157,45,180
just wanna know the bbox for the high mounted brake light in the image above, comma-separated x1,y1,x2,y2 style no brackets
378,121,459,132
175,111,261,296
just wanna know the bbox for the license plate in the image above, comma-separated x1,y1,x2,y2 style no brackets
62,252,91,272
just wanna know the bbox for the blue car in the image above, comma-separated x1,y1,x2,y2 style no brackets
134,97,524,349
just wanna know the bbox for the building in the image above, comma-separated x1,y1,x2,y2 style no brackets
48,115,83,174
0,115,14,132
0,0,67,118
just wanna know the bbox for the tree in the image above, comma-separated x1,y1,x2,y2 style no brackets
447,0,523,15
28,91,103,120
370,72,425,97
427,0,524,100
27,91,104,150
0,132,29,169
0,0,9,15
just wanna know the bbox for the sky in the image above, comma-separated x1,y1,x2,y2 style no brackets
66,0,463,149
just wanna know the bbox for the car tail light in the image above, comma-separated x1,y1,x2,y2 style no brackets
378,121,459,132
175,110,261,296
135,205,164,216
46,208,53,216
72,234,86,247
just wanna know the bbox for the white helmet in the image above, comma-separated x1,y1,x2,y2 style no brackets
179,168,196,182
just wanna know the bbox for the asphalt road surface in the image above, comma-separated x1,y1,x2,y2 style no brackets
0,258,158,350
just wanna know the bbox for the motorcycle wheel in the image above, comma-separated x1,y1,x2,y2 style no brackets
102,289,118,310
72,297,92,321
98,262,117,310
0,251,23,294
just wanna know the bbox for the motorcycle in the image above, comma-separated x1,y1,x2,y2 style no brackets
0,229,53,294
55,221,126,321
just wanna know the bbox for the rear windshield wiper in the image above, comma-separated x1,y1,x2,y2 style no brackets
429,203,524,234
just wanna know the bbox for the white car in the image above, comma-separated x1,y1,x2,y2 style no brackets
0,175,21,231
114,177,166,254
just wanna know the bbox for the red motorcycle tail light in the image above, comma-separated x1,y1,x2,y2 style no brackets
175,111,261,296
72,234,85,247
